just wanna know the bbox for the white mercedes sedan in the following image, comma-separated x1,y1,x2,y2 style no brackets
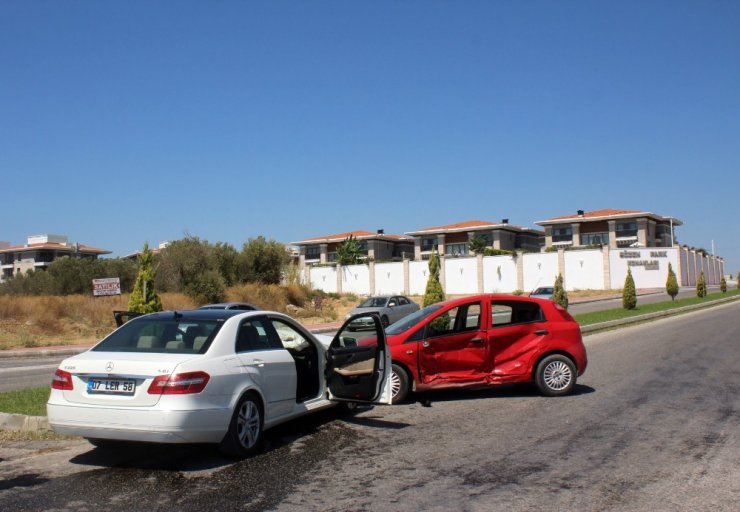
47,309,391,458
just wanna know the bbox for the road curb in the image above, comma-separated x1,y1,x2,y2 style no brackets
0,411,50,432
581,295,740,334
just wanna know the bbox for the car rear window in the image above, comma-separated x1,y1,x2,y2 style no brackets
92,317,224,354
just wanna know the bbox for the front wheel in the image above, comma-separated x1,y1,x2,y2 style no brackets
390,364,410,404
535,355,576,397
219,392,263,459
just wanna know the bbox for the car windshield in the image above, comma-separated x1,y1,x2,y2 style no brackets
92,316,224,354
359,297,388,308
534,287,554,294
386,304,443,335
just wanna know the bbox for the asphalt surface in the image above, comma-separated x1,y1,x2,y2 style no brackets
1,301,738,511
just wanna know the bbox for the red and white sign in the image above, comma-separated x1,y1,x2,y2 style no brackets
93,277,121,296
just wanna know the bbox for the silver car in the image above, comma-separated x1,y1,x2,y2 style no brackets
529,287,555,300
346,295,420,328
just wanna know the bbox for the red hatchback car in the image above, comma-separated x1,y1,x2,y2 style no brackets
385,294,587,403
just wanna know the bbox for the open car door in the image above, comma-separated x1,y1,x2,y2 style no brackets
326,313,392,405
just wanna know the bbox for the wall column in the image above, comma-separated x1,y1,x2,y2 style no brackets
477,253,484,293
436,234,446,257
608,221,617,249
403,255,410,295
637,218,648,247
603,245,611,290
516,251,524,292
676,246,685,287
571,223,581,247
368,260,376,295
413,238,422,261
544,226,553,249
336,264,342,294
557,248,566,288
439,254,446,293
319,243,328,264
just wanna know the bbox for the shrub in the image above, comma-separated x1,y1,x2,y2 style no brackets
553,273,568,309
240,236,290,284
185,269,226,305
666,263,679,301
696,270,707,298
128,242,163,314
622,268,636,310
720,276,727,293
423,250,445,307
336,235,363,265
468,235,488,254
483,248,513,256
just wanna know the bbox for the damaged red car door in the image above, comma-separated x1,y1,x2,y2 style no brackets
418,301,490,385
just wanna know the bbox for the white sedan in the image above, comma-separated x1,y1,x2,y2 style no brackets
47,309,391,458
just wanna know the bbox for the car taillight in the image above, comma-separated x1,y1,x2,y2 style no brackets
147,371,210,395
51,369,74,390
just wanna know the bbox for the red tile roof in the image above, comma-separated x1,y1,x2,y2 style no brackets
536,209,683,227
406,220,541,235
293,230,412,245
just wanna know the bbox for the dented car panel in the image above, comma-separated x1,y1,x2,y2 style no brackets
385,294,587,401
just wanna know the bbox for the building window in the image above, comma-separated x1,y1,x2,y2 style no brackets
616,222,637,237
421,237,436,252
552,227,572,243
581,233,609,246
305,246,320,259
445,243,469,256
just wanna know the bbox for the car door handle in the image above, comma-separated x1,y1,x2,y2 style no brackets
534,329,549,336
248,359,265,367
470,338,484,344
422,341,430,348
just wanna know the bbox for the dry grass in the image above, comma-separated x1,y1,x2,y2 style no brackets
0,293,196,350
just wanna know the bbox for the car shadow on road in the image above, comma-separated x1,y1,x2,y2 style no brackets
66,405,398,472
405,383,595,406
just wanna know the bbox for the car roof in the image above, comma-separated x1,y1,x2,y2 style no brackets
431,294,550,308
142,309,247,322
198,302,259,310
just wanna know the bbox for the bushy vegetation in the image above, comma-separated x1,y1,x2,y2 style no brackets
623,268,637,310
336,235,363,265
553,273,568,309
720,275,727,293
423,250,445,307
0,257,137,296
128,242,163,313
665,262,679,301
467,235,488,254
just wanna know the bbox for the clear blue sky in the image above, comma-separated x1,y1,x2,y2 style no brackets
2,1,739,271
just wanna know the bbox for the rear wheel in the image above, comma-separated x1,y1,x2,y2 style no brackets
390,364,410,404
219,392,263,459
535,355,576,396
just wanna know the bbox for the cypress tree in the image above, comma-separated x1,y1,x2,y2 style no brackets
623,268,637,310
423,249,445,307
737,272,740,290
696,270,707,298
720,275,727,293
552,273,569,309
665,262,679,301
128,242,163,314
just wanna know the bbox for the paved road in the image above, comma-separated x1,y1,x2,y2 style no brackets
568,285,718,315
0,286,723,392
1,301,738,511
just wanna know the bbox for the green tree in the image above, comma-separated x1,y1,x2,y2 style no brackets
737,272,740,290
240,236,290,284
552,273,569,309
467,234,488,255
423,249,445,307
665,262,679,301
128,242,163,313
720,275,727,293
336,235,363,265
696,270,707,298
212,242,240,287
622,268,637,310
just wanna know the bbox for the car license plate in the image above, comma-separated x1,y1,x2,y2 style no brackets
87,378,136,395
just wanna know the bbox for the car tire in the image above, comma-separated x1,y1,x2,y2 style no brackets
219,392,264,459
390,363,410,404
381,315,389,328
535,355,576,397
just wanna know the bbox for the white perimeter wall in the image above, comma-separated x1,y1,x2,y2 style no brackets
341,264,370,295
564,250,604,291
482,255,517,293
309,266,337,293
409,260,430,296
522,252,558,293
374,262,404,295
609,248,679,289
444,257,478,295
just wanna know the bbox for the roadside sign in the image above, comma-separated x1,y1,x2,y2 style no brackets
93,277,121,296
